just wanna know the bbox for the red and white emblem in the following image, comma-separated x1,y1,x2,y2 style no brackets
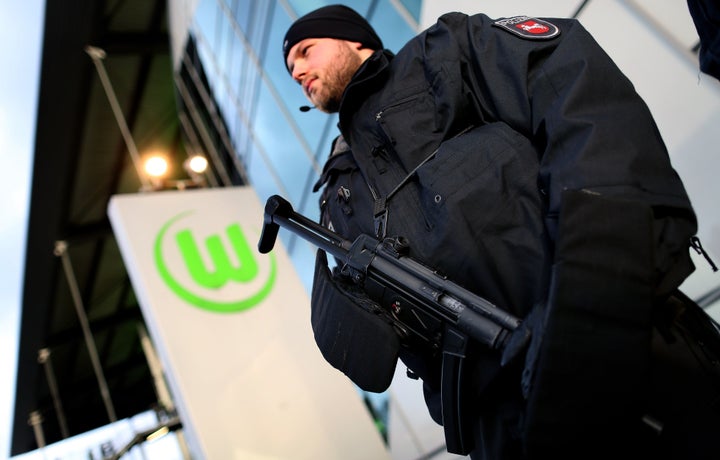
517,20,550,34
492,16,560,40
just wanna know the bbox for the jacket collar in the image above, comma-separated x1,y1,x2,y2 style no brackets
338,49,394,137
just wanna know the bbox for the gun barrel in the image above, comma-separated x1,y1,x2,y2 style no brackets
375,245,521,331
365,247,514,349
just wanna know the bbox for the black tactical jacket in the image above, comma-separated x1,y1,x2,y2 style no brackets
312,12,698,459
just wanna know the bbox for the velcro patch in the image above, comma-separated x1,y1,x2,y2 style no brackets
492,16,560,40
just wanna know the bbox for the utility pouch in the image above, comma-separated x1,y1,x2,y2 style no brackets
311,249,400,392
642,290,720,459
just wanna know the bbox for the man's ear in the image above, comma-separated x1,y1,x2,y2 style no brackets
347,41,375,61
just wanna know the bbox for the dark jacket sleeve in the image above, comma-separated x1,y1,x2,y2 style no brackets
432,13,697,295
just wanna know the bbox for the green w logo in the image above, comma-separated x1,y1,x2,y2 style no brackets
154,211,276,313
176,224,258,288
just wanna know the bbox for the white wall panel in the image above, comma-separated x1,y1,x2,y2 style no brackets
630,0,701,49
108,187,390,460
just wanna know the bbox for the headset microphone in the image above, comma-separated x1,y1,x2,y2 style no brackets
299,105,315,112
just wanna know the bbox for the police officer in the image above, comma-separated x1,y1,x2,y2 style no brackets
687,0,720,81
282,5,719,459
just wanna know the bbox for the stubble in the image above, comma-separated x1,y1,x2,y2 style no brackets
314,41,363,113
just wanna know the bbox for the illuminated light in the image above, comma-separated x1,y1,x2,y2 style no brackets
144,156,169,178
186,155,208,174
145,426,170,442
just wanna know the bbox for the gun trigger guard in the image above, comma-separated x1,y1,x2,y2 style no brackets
339,264,365,284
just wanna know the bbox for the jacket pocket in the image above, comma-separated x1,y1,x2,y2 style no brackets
413,122,547,315
416,122,541,235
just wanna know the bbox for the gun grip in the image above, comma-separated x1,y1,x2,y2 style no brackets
258,195,293,254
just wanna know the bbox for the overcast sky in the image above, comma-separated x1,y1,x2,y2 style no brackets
0,2,44,458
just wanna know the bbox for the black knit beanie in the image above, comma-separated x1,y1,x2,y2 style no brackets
282,4,383,72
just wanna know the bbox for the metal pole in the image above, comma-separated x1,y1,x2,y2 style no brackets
137,323,192,459
54,240,118,423
137,324,174,412
37,348,70,439
84,45,152,190
27,411,47,452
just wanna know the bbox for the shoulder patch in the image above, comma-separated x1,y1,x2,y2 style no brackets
492,16,560,40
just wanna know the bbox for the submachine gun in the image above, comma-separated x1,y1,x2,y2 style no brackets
258,195,527,455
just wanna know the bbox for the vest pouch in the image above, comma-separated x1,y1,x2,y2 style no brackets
642,291,720,459
311,249,399,392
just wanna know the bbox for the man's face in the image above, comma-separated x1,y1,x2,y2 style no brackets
286,38,363,113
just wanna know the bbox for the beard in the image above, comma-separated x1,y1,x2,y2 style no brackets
312,42,363,113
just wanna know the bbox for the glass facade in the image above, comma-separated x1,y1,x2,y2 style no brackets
179,0,421,291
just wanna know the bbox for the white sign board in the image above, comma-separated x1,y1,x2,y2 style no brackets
108,187,390,460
